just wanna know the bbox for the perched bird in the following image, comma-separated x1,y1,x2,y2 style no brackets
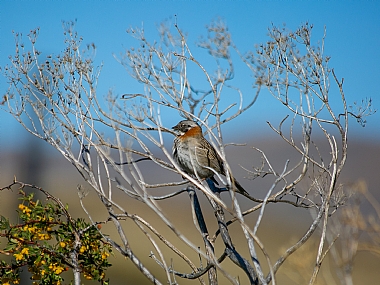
172,120,248,195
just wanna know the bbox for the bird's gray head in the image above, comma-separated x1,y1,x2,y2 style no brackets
172,120,200,135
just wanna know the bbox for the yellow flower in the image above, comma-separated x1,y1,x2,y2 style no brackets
54,266,64,274
3,282,10,285
14,252,24,261
79,245,86,253
21,247,29,255
41,269,46,276
60,241,66,248
101,251,110,260
19,204,32,216
48,262,64,274
27,226,37,233
37,233,51,240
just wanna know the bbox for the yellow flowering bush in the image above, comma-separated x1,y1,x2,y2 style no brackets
0,185,112,285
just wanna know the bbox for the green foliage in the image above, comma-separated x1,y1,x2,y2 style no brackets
0,186,112,285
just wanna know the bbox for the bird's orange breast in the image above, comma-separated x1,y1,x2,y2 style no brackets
180,126,203,139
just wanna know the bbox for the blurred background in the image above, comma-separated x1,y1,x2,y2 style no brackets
1,1,379,284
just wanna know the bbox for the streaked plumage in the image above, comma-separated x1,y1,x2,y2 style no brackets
172,120,248,195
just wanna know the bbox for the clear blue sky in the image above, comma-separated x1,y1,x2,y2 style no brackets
1,1,379,151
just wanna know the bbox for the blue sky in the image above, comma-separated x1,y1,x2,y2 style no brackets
1,1,379,151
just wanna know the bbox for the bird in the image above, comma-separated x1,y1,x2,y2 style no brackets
172,120,248,196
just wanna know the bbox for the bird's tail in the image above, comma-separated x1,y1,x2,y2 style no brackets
232,177,249,196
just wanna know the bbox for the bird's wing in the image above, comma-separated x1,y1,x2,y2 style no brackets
195,138,223,173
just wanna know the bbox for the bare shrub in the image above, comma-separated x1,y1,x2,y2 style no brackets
1,20,376,285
